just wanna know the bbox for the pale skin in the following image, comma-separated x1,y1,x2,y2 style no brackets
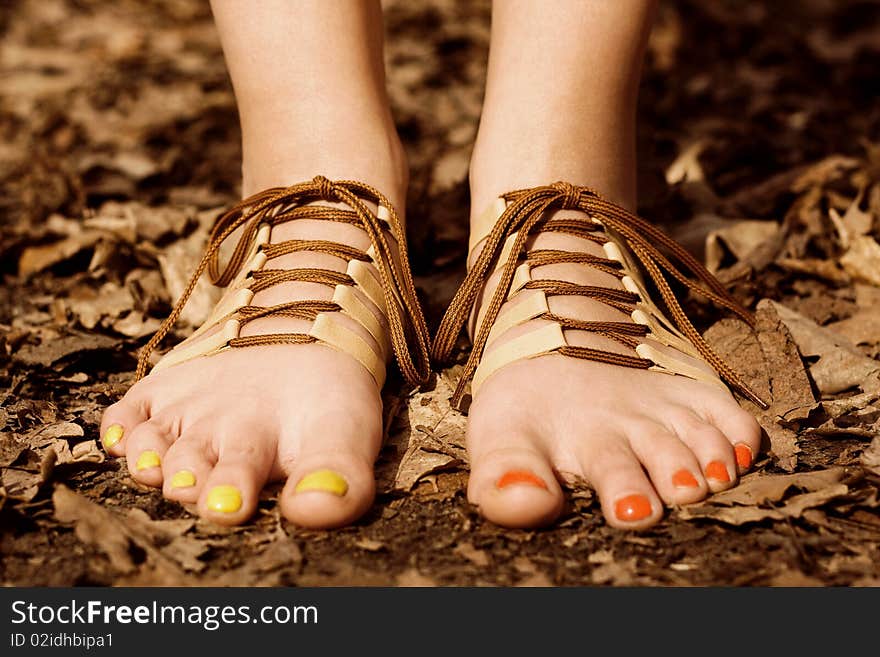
100,0,762,530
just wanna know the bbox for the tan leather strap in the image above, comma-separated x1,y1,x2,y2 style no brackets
432,181,767,409
137,176,431,387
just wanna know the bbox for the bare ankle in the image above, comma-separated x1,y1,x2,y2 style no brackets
240,122,409,210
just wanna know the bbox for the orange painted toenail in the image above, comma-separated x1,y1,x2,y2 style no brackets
734,444,753,469
496,470,548,490
672,469,699,488
614,494,652,522
706,461,731,482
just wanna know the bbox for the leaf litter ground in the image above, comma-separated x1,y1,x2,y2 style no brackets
1,0,880,586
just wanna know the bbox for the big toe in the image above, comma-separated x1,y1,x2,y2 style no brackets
280,455,376,530
467,437,564,529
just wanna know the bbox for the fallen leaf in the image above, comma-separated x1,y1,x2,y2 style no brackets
840,235,880,287
769,300,880,395
53,485,199,582
14,332,118,367
677,482,850,525
861,434,880,477
386,371,467,492
705,219,779,273
708,467,846,506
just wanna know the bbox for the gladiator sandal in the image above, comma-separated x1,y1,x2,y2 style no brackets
431,182,767,411
135,176,431,390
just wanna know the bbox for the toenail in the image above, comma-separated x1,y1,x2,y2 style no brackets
206,485,242,513
672,469,699,488
614,494,652,522
135,450,161,471
170,470,196,489
102,424,124,449
705,461,731,482
734,444,753,469
496,470,548,490
294,470,348,496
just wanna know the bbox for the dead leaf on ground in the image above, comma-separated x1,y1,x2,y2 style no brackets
52,484,203,583
705,219,780,273
770,300,880,395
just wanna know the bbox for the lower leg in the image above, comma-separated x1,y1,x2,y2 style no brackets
469,0,657,215
211,0,408,204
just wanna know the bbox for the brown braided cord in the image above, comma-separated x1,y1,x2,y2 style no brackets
136,176,431,386
431,181,768,409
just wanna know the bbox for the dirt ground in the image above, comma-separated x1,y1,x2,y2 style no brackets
2,0,880,587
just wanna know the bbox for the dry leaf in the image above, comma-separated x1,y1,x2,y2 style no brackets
840,235,880,287
769,300,880,395
707,467,846,506
705,219,780,273
387,371,467,491
53,485,199,582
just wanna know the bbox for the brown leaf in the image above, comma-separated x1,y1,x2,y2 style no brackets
861,434,880,477
385,371,467,492
64,282,134,330
707,467,846,506
705,219,780,273
840,235,880,287
14,332,118,367
53,485,199,582
769,300,880,395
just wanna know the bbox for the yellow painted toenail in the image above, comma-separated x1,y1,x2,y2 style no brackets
206,485,242,513
102,424,124,449
135,450,161,471
170,470,196,489
294,469,348,496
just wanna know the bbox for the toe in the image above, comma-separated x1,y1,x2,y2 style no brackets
702,400,763,475
280,455,376,530
198,425,276,526
579,438,663,530
625,421,708,505
467,432,564,529
670,410,738,492
100,395,149,457
124,419,175,487
279,404,382,529
161,431,215,504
